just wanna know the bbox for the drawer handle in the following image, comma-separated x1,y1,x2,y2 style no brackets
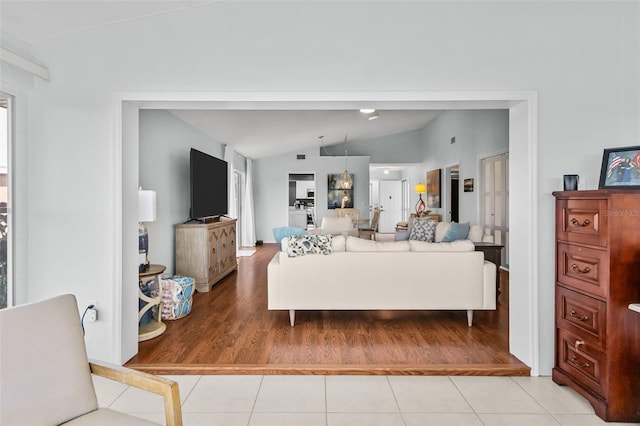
574,340,585,351
571,264,591,274
570,356,591,369
570,218,591,227
569,310,589,321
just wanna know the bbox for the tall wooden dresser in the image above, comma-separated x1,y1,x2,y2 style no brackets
175,218,237,293
552,190,640,422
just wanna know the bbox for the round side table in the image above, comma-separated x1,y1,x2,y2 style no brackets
138,264,167,342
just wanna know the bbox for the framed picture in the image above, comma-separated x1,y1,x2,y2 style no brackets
426,169,441,208
327,173,354,209
598,145,640,189
464,178,474,192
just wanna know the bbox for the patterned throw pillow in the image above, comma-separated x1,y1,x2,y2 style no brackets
409,218,437,242
287,234,333,257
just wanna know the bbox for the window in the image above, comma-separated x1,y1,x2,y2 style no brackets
0,94,11,308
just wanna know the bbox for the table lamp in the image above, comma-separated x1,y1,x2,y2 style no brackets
415,183,427,216
138,187,156,272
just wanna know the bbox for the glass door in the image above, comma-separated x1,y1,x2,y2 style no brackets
0,94,12,308
482,153,509,265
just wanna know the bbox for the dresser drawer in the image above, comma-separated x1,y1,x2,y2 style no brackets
557,243,609,298
557,329,606,398
556,286,606,349
556,198,608,247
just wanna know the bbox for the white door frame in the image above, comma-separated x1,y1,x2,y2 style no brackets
115,91,538,375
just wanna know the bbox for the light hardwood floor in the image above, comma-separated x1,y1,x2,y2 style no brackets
126,244,529,376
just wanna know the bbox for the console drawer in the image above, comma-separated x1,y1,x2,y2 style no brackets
556,286,606,349
557,329,606,398
556,198,608,247
557,242,608,298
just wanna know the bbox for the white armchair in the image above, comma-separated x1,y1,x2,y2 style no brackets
0,294,182,426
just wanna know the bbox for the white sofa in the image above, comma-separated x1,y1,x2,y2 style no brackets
267,235,496,326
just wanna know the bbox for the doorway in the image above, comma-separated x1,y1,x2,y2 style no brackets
378,180,402,233
481,152,509,265
446,165,460,223
119,92,538,374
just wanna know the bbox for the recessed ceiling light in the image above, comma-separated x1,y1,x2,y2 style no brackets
384,168,390,174
359,108,376,114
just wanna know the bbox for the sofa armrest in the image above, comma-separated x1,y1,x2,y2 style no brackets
89,360,182,426
482,261,497,309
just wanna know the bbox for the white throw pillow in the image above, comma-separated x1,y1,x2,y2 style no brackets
434,221,450,242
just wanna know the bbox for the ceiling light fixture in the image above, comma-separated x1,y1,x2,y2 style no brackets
340,135,353,190
383,168,390,174
359,108,376,114
368,111,379,120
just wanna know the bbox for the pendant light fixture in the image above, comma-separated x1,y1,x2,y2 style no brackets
340,134,353,190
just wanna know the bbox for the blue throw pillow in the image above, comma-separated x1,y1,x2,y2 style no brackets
272,226,306,245
441,222,470,242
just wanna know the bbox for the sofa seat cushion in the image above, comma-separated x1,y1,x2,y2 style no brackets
63,408,160,425
287,234,333,257
409,239,475,252
346,236,410,252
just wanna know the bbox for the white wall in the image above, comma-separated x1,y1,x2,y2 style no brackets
2,1,637,372
139,110,225,273
406,110,510,223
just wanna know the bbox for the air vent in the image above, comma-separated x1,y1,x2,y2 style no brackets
296,154,306,160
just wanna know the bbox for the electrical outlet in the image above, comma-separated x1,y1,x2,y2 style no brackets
85,308,98,322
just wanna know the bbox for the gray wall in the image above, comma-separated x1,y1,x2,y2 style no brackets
255,148,370,242
406,110,510,224
139,110,225,273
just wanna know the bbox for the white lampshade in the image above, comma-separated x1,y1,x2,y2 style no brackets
138,188,156,223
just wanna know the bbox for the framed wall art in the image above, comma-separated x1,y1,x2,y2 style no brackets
426,169,441,208
598,145,640,189
327,173,354,209
464,178,474,192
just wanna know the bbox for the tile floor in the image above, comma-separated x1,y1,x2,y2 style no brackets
93,374,640,426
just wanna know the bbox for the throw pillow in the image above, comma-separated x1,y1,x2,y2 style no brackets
441,222,471,242
272,226,307,248
409,218,437,242
287,234,333,257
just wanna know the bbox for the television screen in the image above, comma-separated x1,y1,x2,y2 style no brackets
190,148,228,220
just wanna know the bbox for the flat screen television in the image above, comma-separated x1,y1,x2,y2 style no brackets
189,148,228,221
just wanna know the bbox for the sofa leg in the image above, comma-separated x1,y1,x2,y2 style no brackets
467,310,474,327
289,310,295,326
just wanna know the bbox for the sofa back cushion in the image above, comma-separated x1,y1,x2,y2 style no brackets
0,294,99,425
346,236,410,252
320,216,353,233
409,239,475,252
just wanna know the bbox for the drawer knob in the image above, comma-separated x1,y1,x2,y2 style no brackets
570,218,591,227
570,310,589,321
571,264,591,274
570,355,591,368
574,340,585,351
